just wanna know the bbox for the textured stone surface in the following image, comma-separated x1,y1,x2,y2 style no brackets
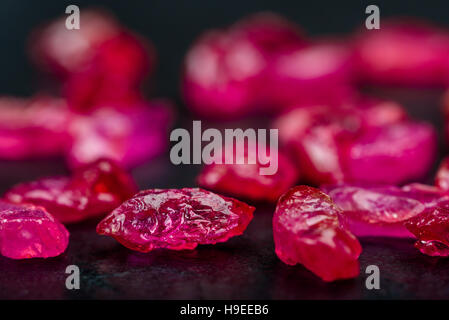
273,185,361,281
274,100,436,185
322,184,425,237
0,96,70,159
5,159,137,224
354,20,449,86
197,145,299,202
67,101,173,168
97,188,254,252
0,201,69,259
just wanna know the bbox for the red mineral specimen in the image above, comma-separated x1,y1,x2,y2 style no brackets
273,185,361,282
5,159,137,224
354,20,449,86
197,144,299,202
67,100,173,168
322,184,424,238
0,201,69,259
97,188,255,252
0,96,70,159
274,99,436,185
435,157,449,191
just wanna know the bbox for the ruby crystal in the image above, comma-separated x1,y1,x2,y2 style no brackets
273,185,361,281
274,100,436,185
97,188,255,252
0,201,69,259
5,159,137,224
197,144,299,202
354,20,449,86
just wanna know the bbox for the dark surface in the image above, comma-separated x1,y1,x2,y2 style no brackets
1,0,449,300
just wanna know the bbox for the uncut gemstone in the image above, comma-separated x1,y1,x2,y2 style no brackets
197,145,299,202
273,185,361,282
0,201,69,259
354,20,449,86
5,159,137,224
435,157,449,191
405,207,449,257
322,184,425,237
67,101,173,168
0,96,70,159
29,9,121,77
97,188,255,252
274,100,436,185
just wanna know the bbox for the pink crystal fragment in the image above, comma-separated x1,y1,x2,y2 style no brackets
322,184,424,238
353,20,449,86
97,188,255,252
405,207,449,257
274,100,436,185
0,201,69,259
0,96,70,159
273,185,361,282
435,157,449,191
197,144,299,202
5,159,137,224
67,100,173,168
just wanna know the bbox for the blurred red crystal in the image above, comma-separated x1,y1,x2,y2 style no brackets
274,99,436,185
197,143,299,202
97,188,255,252
0,201,69,259
322,184,424,237
5,159,137,224
273,185,361,282
67,101,173,168
435,157,449,191
0,96,70,159
354,20,449,86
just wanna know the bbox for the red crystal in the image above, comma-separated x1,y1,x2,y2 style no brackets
197,144,299,202
273,185,361,282
67,101,173,168
0,201,69,259
5,159,137,224
96,188,255,252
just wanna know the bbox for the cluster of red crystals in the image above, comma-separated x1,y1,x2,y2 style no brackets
273,185,361,282
0,201,69,259
183,13,354,119
321,184,425,238
0,96,70,159
273,99,436,185
5,159,137,224
97,188,255,252
353,20,449,86
197,142,299,202
67,100,173,168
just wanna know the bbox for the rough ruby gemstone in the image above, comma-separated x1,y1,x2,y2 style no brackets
0,96,70,159
354,20,449,86
405,207,449,257
322,184,424,238
97,188,255,252
182,13,304,119
274,100,436,185
435,157,449,191
273,186,361,282
0,201,69,259
5,159,137,224
29,9,121,77
197,145,299,202
67,101,173,168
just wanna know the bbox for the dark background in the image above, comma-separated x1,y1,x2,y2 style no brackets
1,0,449,300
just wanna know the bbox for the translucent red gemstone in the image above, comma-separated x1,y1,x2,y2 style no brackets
5,159,137,224
0,201,69,259
97,188,255,252
273,185,361,282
